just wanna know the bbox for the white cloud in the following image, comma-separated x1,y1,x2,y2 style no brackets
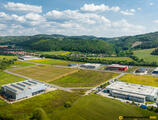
153,20,158,23
137,8,142,11
120,9,136,16
4,2,42,13
80,3,120,12
0,8,146,37
46,9,111,25
149,2,154,6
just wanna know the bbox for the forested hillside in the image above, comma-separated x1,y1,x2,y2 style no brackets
1,31,158,54
108,32,158,50
17,37,114,55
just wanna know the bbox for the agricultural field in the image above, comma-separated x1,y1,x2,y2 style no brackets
0,56,17,60
10,65,78,83
0,71,25,88
88,57,134,62
51,70,119,87
11,61,35,68
37,51,70,55
118,74,158,87
55,94,157,120
0,90,84,120
133,48,158,63
28,58,79,66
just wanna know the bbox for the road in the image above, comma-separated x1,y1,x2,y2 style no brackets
4,69,93,92
4,61,128,94
85,73,126,95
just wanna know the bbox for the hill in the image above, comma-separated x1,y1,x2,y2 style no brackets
17,36,114,55
108,31,158,50
1,31,158,54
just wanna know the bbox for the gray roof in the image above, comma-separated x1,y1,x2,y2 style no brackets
2,80,46,93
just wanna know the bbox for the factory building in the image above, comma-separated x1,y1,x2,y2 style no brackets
135,68,148,75
18,56,41,61
152,68,158,75
80,63,101,69
105,81,158,103
1,80,48,100
68,63,78,67
106,64,128,71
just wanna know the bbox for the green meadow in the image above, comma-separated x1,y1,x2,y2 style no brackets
51,70,119,87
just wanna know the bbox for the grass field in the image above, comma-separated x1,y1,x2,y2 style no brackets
51,70,119,87
0,91,156,120
0,71,25,88
0,90,84,120
10,65,78,83
118,74,158,87
10,61,35,68
88,57,134,62
0,56,17,60
133,48,158,63
28,58,79,66
37,51,70,55
55,94,157,120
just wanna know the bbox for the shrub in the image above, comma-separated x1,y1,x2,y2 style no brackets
64,101,72,108
30,108,50,120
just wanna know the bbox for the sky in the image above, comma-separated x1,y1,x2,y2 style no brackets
0,0,158,37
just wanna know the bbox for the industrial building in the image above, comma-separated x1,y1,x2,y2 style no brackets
1,80,48,100
80,63,101,69
106,64,128,71
152,68,158,75
68,63,78,67
104,81,158,102
18,56,41,61
135,68,148,75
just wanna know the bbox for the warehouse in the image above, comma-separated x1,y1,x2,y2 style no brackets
105,81,158,102
135,68,148,75
18,56,41,61
1,80,48,100
106,64,128,71
152,68,158,75
80,63,101,69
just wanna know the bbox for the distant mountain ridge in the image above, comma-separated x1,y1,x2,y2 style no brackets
1,31,158,51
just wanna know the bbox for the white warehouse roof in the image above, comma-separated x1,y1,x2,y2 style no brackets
2,80,47,94
106,81,158,97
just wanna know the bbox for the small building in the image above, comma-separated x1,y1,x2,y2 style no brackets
1,80,48,100
152,68,158,75
135,68,148,75
106,64,128,71
105,81,158,103
68,63,78,67
80,63,101,69
18,56,41,61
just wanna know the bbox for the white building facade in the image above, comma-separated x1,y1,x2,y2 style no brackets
105,81,158,103
1,80,48,100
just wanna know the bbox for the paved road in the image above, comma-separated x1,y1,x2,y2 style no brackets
85,73,126,95
4,69,93,92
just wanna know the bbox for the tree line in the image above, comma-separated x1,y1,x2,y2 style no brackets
0,58,16,70
41,54,158,67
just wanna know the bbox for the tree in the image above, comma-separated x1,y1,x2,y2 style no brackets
154,107,158,113
64,101,72,108
30,108,50,120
